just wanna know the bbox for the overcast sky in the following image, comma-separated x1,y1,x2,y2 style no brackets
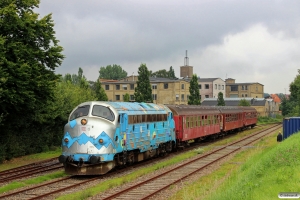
37,0,300,94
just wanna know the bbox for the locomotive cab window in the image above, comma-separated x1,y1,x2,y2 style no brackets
92,105,115,121
70,105,90,120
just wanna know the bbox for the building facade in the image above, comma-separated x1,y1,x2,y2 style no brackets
225,78,264,98
199,78,226,101
101,76,190,105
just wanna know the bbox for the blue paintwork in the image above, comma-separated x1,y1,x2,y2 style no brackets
283,117,300,139
62,101,176,164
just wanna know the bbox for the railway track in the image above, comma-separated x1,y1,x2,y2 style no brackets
0,124,280,199
0,158,63,184
98,124,281,200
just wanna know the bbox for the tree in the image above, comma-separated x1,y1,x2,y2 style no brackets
150,69,168,78
123,93,130,102
0,0,64,161
99,64,127,80
168,66,177,79
134,63,153,103
217,92,225,106
288,70,300,115
188,74,200,105
92,80,108,101
238,99,250,106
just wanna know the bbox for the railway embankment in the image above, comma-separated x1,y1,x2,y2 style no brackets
170,128,300,200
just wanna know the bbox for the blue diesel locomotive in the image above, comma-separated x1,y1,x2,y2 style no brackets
58,101,176,175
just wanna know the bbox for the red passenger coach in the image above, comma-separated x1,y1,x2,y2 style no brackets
218,106,244,132
241,106,257,128
167,105,221,146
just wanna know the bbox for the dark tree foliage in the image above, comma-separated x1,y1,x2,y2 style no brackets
188,74,200,105
0,0,64,161
93,80,108,101
238,99,250,106
134,64,153,103
99,64,127,80
150,66,177,79
168,66,177,79
217,92,225,106
123,93,130,102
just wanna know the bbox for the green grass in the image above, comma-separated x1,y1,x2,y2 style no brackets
0,171,66,194
257,115,283,125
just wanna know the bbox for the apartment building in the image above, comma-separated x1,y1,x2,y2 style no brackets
225,78,264,98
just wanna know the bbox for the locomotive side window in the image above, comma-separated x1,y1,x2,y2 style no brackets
70,105,90,120
92,105,115,121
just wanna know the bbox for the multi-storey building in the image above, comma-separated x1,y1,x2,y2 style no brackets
198,78,226,101
225,78,264,98
101,75,190,104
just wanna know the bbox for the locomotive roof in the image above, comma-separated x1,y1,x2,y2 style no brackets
79,101,171,115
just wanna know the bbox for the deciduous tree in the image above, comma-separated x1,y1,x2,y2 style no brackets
238,99,250,106
99,64,127,80
217,92,225,106
188,74,200,105
134,64,153,103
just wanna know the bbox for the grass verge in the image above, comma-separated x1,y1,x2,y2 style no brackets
0,171,66,194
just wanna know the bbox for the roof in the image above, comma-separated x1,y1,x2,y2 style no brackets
201,98,267,106
270,94,281,103
226,82,264,86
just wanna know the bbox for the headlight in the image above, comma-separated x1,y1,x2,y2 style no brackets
81,119,88,125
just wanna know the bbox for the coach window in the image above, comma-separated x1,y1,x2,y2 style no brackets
92,105,115,121
195,116,198,127
186,117,189,128
198,116,201,126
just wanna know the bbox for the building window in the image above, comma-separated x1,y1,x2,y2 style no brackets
115,95,120,100
205,84,209,89
176,94,179,101
164,83,168,89
181,84,184,89
105,85,109,90
215,84,217,89
231,86,238,91
222,85,224,90
218,84,220,90
130,95,134,101
242,85,244,90
256,86,258,91
245,85,248,90
198,84,202,89
242,94,244,97
205,95,209,98
152,94,157,100
181,94,184,101
116,85,120,90
130,84,134,90
245,94,247,97
122,84,127,90
187,95,189,100
152,84,157,89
